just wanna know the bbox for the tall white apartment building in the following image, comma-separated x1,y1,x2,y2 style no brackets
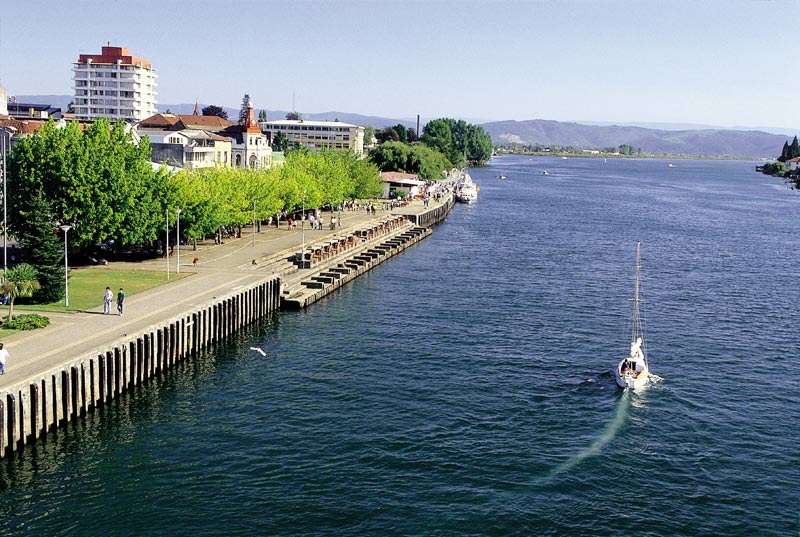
72,45,157,121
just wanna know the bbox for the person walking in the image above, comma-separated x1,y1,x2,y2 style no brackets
0,342,9,375
103,286,113,314
117,288,126,316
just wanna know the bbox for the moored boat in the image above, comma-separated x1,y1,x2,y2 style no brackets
453,168,479,203
456,181,478,203
614,242,650,390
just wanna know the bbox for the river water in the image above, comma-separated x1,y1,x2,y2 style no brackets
1,156,798,535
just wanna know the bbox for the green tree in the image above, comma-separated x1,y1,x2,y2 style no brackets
202,105,228,120
392,124,408,143
369,141,411,171
272,131,288,152
779,141,790,162
2,263,41,322
791,136,799,159
408,143,452,179
376,127,400,144
363,125,376,147
239,94,251,124
17,193,64,303
67,101,75,114
421,119,453,159
286,111,301,120
422,118,492,165
258,109,268,122
463,124,493,164
369,141,451,179
8,118,170,254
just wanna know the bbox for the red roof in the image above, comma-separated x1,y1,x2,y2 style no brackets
0,118,50,135
381,171,420,181
139,113,233,130
75,45,152,69
786,157,800,163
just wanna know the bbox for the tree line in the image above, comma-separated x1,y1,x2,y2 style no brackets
6,118,383,302
496,143,643,156
367,118,493,179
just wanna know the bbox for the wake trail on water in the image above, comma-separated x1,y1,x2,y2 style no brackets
538,391,632,484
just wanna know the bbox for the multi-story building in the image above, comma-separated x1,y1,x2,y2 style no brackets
72,45,157,121
261,119,364,155
138,113,234,170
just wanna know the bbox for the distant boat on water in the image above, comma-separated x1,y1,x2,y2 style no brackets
499,174,507,180
542,170,550,175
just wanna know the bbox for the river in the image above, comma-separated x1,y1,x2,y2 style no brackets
0,155,797,535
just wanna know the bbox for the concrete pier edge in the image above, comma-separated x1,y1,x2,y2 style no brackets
0,196,454,459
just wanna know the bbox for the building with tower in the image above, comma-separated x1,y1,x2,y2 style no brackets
219,97,272,169
72,45,157,121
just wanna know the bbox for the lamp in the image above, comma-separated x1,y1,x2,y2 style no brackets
2,126,18,271
60,224,72,307
175,208,182,273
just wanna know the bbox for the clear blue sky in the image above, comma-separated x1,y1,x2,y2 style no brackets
2,0,797,131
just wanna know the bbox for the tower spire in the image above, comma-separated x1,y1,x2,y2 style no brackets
193,100,199,116
244,96,260,133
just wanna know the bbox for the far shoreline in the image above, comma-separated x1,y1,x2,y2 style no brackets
493,151,761,162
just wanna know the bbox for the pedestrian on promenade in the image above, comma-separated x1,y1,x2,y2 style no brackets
103,286,113,314
0,342,9,375
117,288,126,315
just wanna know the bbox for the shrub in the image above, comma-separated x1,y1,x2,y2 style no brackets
3,313,50,331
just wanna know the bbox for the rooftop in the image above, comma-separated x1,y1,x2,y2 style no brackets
75,45,152,69
263,119,361,129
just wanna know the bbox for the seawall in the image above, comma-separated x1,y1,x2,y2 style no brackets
1,278,280,459
0,195,455,459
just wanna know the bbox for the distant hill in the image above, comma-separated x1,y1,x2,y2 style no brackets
482,119,789,158
13,95,789,158
16,96,419,129
157,104,415,130
13,94,73,111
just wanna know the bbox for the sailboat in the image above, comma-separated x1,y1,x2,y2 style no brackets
614,241,650,390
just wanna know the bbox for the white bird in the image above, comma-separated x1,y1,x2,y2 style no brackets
250,347,267,356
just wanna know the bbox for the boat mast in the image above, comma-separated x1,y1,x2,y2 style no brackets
632,241,641,344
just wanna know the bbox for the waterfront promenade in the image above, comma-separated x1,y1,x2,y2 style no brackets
0,199,439,391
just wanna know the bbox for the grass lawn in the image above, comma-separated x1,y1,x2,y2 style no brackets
12,268,190,314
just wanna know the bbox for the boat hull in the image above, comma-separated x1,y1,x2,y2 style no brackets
614,361,649,390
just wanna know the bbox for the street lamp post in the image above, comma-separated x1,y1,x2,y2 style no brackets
175,208,182,273
2,126,18,271
60,225,72,307
166,209,170,280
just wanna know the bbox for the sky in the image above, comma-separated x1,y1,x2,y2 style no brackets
1,0,797,132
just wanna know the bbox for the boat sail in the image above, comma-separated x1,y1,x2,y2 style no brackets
614,242,650,390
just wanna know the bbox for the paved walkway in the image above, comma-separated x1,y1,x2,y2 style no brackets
1,200,436,389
